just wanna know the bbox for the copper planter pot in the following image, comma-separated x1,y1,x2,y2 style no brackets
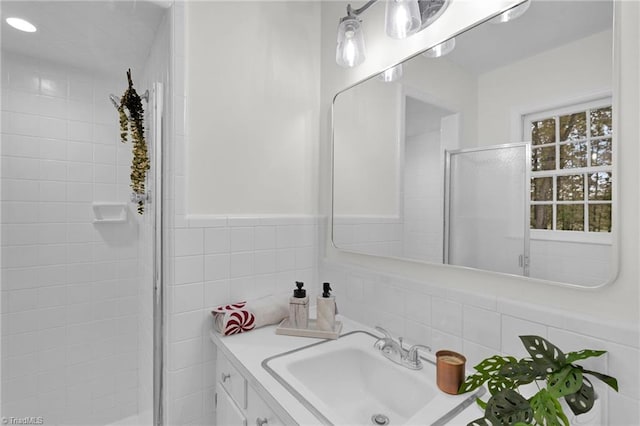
436,350,466,394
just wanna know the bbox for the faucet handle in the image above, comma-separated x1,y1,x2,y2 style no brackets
374,326,392,339
405,344,432,370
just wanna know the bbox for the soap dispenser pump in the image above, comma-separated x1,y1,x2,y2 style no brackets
289,281,309,329
316,282,336,332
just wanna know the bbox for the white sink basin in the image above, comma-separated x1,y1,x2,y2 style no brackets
263,331,484,425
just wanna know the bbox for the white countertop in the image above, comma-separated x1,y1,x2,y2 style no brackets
209,314,485,425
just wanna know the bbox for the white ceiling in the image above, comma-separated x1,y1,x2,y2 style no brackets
1,0,167,76
444,0,613,75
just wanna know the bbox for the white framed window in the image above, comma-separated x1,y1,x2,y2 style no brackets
522,97,612,240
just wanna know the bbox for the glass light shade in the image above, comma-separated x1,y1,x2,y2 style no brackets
378,64,403,82
491,0,531,24
422,37,456,58
385,0,422,39
336,17,366,68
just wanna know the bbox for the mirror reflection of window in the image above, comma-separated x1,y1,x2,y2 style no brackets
526,100,613,234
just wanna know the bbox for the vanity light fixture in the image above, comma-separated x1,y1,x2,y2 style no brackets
378,64,403,82
6,17,37,33
335,0,450,68
422,37,455,58
490,0,531,24
385,0,422,39
336,14,367,68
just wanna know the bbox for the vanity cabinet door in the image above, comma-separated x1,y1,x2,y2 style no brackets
246,385,284,426
216,383,247,426
217,348,247,408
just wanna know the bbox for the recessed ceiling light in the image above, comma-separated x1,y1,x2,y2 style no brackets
6,17,37,33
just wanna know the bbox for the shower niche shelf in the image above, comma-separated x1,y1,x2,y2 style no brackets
93,203,128,223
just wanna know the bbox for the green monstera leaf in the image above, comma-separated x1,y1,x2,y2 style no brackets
530,389,569,426
467,417,494,426
581,369,619,392
499,359,544,384
487,376,516,396
459,372,489,394
565,349,606,364
461,336,617,426
520,336,566,372
548,365,583,398
475,355,518,375
485,389,534,426
565,377,595,416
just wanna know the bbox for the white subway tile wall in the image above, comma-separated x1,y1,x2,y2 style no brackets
1,52,143,424
165,218,318,425
321,261,640,424
332,217,403,258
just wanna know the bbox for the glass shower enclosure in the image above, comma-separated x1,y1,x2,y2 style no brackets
445,143,530,277
1,1,170,425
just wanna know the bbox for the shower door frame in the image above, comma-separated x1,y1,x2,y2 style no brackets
152,81,164,426
443,142,531,277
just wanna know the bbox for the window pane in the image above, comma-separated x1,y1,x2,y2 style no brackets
559,142,587,169
589,204,612,232
588,172,612,201
531,177,553,201
557,174,584,201
557,205,584,231
559,112,586,141
531,118,555,146
590,106,612,137
591,139,612,166
530,205,552,230
532,146,555,171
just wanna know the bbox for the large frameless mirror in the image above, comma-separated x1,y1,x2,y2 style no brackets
331,0,615,287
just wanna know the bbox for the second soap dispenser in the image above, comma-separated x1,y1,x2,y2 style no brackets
289,281,309,329
316,282,336,332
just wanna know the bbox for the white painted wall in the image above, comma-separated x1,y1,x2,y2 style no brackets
403,56,478,148
186,1,320,215
403,130,443,262
320,0,638,321
477,29,613,147
333,80,401,216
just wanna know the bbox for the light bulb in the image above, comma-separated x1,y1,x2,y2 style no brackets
336,17,366,68
385,0,421,39
6,17,37,33
422,37,456,58
378,64,403,82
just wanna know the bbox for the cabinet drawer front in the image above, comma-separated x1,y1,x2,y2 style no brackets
216,383,247,426
247,385,284,426
217,348,247,409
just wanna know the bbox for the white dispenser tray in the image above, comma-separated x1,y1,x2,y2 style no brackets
92,203,127,223
275,319,342,339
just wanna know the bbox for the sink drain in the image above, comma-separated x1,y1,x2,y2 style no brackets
371,414,390,425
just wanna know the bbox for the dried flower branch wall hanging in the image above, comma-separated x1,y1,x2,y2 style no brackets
118,69,150,214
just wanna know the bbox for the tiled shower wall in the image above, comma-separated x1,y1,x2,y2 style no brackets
319,260,640,425
1,52,141,424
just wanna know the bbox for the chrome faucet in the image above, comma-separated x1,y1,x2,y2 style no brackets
373,326,432,370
